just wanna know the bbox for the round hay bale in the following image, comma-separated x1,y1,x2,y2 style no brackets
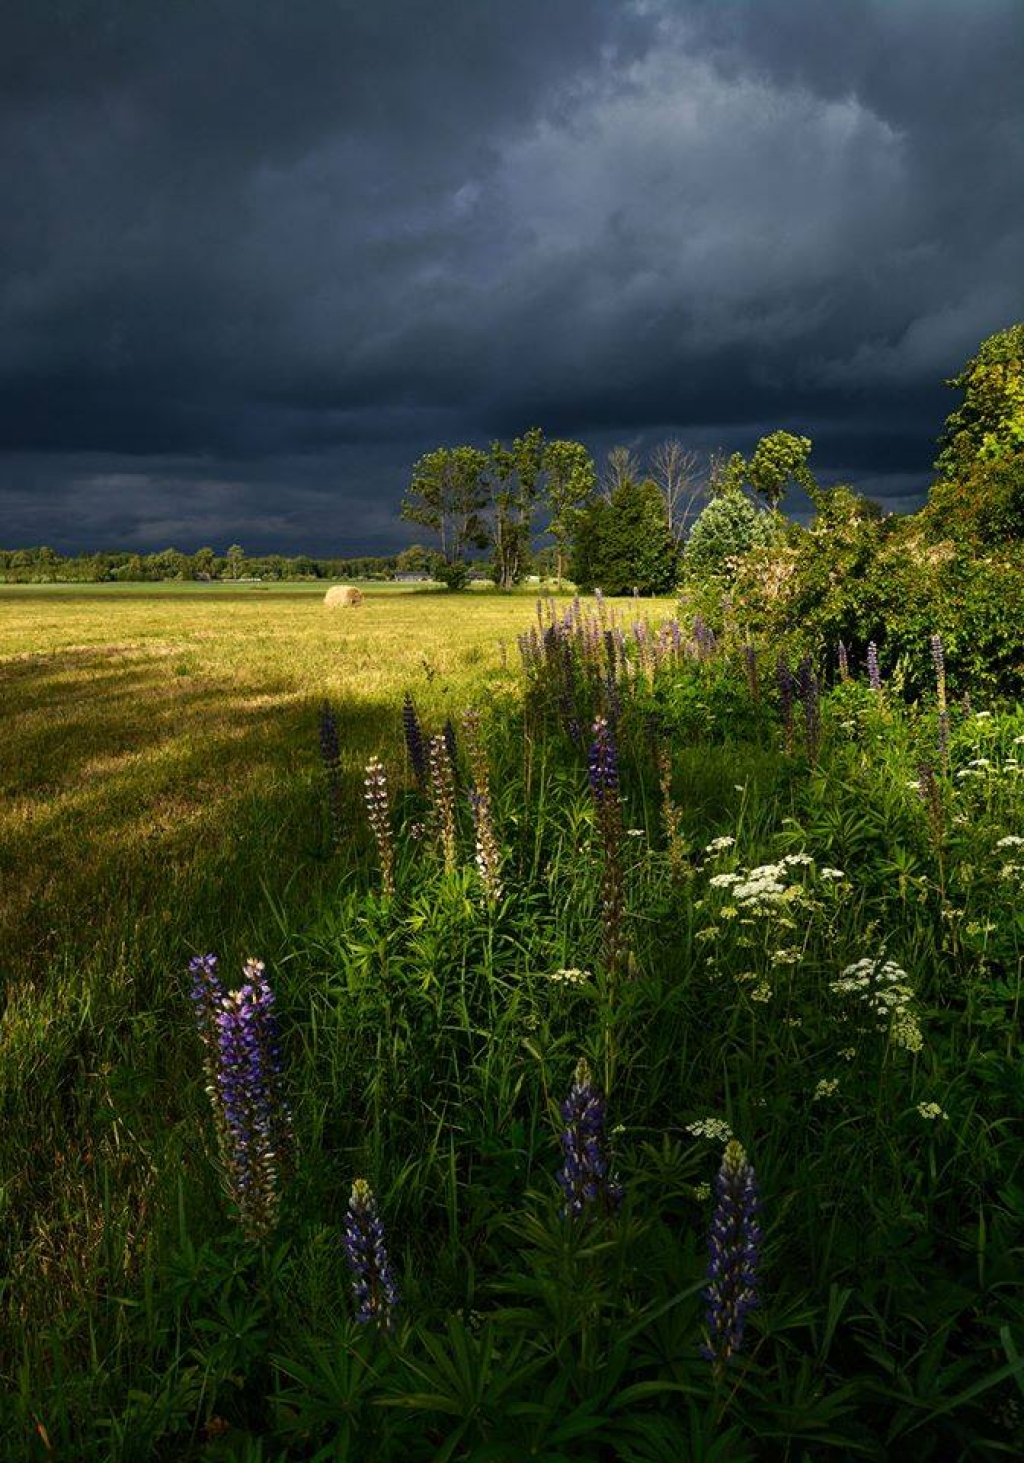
324,585,364,608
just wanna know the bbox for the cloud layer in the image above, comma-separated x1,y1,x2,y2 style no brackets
1,0,1021,551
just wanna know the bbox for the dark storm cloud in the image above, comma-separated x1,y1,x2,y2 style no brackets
1,0,1021,551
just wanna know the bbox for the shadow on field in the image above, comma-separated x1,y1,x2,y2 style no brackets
0,644,415,989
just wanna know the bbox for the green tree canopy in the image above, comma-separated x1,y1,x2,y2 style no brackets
543,439,596,587
571,478,677,594
722,431,816,510
934,323,1024,480
401,446,490,584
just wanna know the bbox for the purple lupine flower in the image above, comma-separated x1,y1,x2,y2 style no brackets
588,715,620,803
867,641,881,693
343,1178,400,1329
189,952,224,1048
556,1057,623,1219
589,717,627,973
559,637,582,745
796,656,821,764
401,692,427,789
209,961,293,1240
837,640,850,683
319,701,344,850
703,1139,761,1371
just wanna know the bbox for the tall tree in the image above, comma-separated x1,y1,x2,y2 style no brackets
718,433,816,510
489,426,546,591
401,446,490,585
649,439,702,546
544,439,596,588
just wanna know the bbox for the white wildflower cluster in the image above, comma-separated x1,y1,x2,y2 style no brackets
686,1117,733,1142
956,758,993,780
830,955,924,1054
995,834,1024,849
916,1102,948,1121
813,1078,840,1100
548,967,591,986
704,835,736,854
705,853,845,910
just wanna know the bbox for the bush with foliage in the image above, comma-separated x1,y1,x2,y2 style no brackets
683,486,783,580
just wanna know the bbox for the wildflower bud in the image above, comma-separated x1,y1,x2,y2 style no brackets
343,1178,400,1329
401,692,426,789
703,1139,761,1370
556,1058,623,1219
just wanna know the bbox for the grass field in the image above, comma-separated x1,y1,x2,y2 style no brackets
0,582,561,986
3,585,1023,1459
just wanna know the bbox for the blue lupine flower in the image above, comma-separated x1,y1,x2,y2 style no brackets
401,692,426,788
588,716,620,803
556,1057,623,1219
703,1139,761,1370
343,1178,400,1328
199,959,292,1241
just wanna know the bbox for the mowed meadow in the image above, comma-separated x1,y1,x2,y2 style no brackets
2,581,1024,1460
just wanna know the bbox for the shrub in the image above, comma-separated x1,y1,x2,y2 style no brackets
683,488,782,580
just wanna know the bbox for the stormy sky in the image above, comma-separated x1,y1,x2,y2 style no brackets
2,0,1022,555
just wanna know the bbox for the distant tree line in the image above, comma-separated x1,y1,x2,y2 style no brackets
0,545,401,584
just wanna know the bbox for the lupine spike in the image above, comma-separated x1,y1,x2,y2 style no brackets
931,634,949,771
401,692,427,788
428,733,459,871
196,958,293,1241
918,759,944,846
462,709,503,904
556,1057,623,1219
343,1178,400,1328
837,640,850,682
364,756,396,896
703,1139,761,1371
589,716,627,974
867,641,882,693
